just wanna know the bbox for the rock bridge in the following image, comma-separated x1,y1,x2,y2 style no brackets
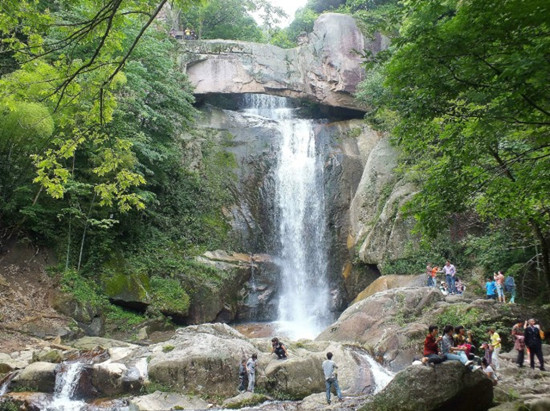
178,13,388,112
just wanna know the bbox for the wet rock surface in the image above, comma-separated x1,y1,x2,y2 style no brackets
361,361,493,411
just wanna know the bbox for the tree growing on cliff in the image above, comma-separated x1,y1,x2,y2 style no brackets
358,0,550,287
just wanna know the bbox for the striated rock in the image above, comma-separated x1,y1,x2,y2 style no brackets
349,138,418,266
181,14,380,111
353,274,425,303
316,287,443,370
147,323,258,396
361,361,493,411
129,391,211,411
11,361,57,393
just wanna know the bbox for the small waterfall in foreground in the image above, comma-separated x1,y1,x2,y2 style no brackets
0,371,17,396
243,94,332,340
46,361,87,411
361,354,395,393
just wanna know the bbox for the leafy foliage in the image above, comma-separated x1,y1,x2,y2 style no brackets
358,0,550,288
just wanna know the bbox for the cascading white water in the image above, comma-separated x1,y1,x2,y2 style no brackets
243,94,331,340
361,354,395,393
46,361,87,411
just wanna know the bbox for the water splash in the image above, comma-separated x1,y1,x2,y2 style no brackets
46,361,87,411
243,94,331,340
361,354,394,393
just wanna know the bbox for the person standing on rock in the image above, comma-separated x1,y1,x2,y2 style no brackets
246,353,258,392
487,328,501,370
494,271,506,303
238,358,248,392
524,319,545,371
322,352,343,405
426,263,434,287
512,320,525,368
485,277,497,300
442,260,457,294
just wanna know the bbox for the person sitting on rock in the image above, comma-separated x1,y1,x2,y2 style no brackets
481,357,497,385
271,337,288,359
421,325,446,365
441,324,473,366
454,326,474,359
439,281,449,296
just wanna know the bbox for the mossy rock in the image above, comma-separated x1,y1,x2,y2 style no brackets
103,272,151,310
149,276,190,319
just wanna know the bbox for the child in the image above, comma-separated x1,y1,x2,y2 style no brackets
238,358,248,392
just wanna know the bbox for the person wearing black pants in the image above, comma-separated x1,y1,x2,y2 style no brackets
524,319,545,371
512,320,525,367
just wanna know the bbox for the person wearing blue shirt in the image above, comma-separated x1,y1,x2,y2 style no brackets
486,278,497,300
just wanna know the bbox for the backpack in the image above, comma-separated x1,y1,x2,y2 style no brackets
504,276,515,292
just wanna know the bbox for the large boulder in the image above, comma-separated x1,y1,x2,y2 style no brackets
260,342,376,400
349,138,418,266
353,274,425,303
316,287,443,370
11,362,57,393
147,323,258,396
360,361,493,411
129,391,211,411
181,14,382,111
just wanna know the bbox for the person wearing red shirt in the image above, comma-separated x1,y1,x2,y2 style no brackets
422,325,445,364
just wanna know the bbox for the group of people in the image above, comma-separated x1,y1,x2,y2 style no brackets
426,260,465,295
485,271,516,303
238,337,288,393
238,337,343,405
511,319,546,371
169,27,197,40
421,319,546,385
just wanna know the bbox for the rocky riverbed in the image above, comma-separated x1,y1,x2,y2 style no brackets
1,275,549,410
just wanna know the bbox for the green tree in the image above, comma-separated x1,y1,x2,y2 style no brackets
358,0,550,286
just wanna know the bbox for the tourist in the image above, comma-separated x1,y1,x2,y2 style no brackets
454,278,465,295
238,358,248,392
454,326,473,358
487,328,501,370
481,358,497,386
439,281,449,296
431,265,439,286
441,324,473,366
480,342,493,366
494,271,506,303
246,353,258,392
322,352,343,405
511,320,525,368
426,263,434,287
271,337,288,359
421,325,446,364
485,277,497,300
524,319,546,371
442,260,457,294
504,275,516,304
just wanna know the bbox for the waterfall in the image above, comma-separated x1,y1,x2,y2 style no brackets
361,354,395,393
0,371,18,396
46,361,87,411
243,94,331,340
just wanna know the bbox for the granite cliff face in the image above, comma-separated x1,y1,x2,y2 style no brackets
179,14,388,112
177,14,417,316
